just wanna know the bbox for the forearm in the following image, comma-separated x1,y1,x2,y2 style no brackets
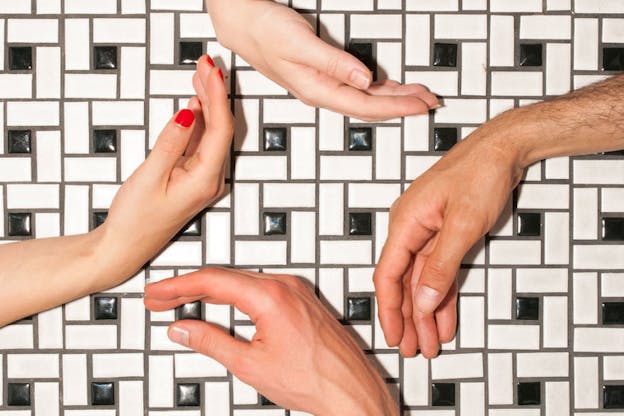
315,350,398,416
0,227,128,326
490,74,624,168
206,0,254,47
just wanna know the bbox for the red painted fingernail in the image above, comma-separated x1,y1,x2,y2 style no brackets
217,67,224,81
205,54,215,67
175,109,194,128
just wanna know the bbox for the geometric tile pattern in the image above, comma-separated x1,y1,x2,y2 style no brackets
0,1,623,415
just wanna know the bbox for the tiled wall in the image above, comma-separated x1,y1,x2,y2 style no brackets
1,0,624,414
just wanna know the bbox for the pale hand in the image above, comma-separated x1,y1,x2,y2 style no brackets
207,0,438,121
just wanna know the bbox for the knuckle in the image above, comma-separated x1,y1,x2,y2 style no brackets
195,330,216,355
424,257,447,277
262,280,290,308
325,55,340,78
207,180,225,199
155,135,182,156
229,353,253,380
284,275,309,292
294,93,316,108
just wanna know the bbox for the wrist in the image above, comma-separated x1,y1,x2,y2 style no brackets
86,224,142,292
313,368,398,416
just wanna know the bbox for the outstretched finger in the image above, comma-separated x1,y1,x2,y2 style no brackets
167,320,254,376
191,56,234,175
373,217,435,347
413,212,484,315
145,268,267,320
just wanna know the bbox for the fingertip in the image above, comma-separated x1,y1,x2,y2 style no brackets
380,314,403,347
348,69,372,90
424,93,441,110
174,108,195,128
168,323,190,347
414,285,443,314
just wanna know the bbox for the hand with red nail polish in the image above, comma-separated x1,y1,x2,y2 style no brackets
206,0,438,121
0,57,234,326
98,56,233,286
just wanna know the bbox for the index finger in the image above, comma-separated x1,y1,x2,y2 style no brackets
145,267,265,320
192,57,234,174
373,218,434,346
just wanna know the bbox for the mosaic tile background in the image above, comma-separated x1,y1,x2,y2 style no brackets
0,0,624,414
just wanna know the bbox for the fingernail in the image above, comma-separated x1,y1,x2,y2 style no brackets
175,109,195,128
168,325,190,346
205,55,215,67
349,69,371,90
217,67,224,82
415,285,442,313
430,95,445,109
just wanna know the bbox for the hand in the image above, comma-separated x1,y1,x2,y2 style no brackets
144,268,398,416
207,0,438,121
373,119,525,358
97,56,233,288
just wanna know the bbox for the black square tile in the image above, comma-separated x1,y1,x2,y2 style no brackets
179,41,203,65
348,127,372,151
176,301,203,321
8,213,32,237
177,383,200,407
93,211,108,229
347,42,376,75
264,212,287,235
9,47,32,70
518,213,541,236
604,385,624,409
603,47,624,71
264,127,288,151
603,218,624,241
516,297,540,320
347,297,371,321
603,302,624,325
181,217,202,236
432,383,455,406
91,382,115,405
349,212,372,236
8,130,32,154
520,44,543,67
7,383,30,406
261,395,276,406
518,382,541,405
433,43,457,67
94,46,117,70
94,297,118,320
433,127,457,151
93,130,117,153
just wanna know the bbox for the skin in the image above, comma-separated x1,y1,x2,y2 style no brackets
144,268,399,416
374,73,624,358
206,0,439,121
0,56,233,326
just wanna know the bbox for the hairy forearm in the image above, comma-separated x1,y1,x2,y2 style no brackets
0,228,121,326
493,74,624,168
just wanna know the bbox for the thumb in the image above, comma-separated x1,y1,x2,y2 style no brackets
168,320,251,371
145,109,196,175
414,216,483,314
296,31,372,90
